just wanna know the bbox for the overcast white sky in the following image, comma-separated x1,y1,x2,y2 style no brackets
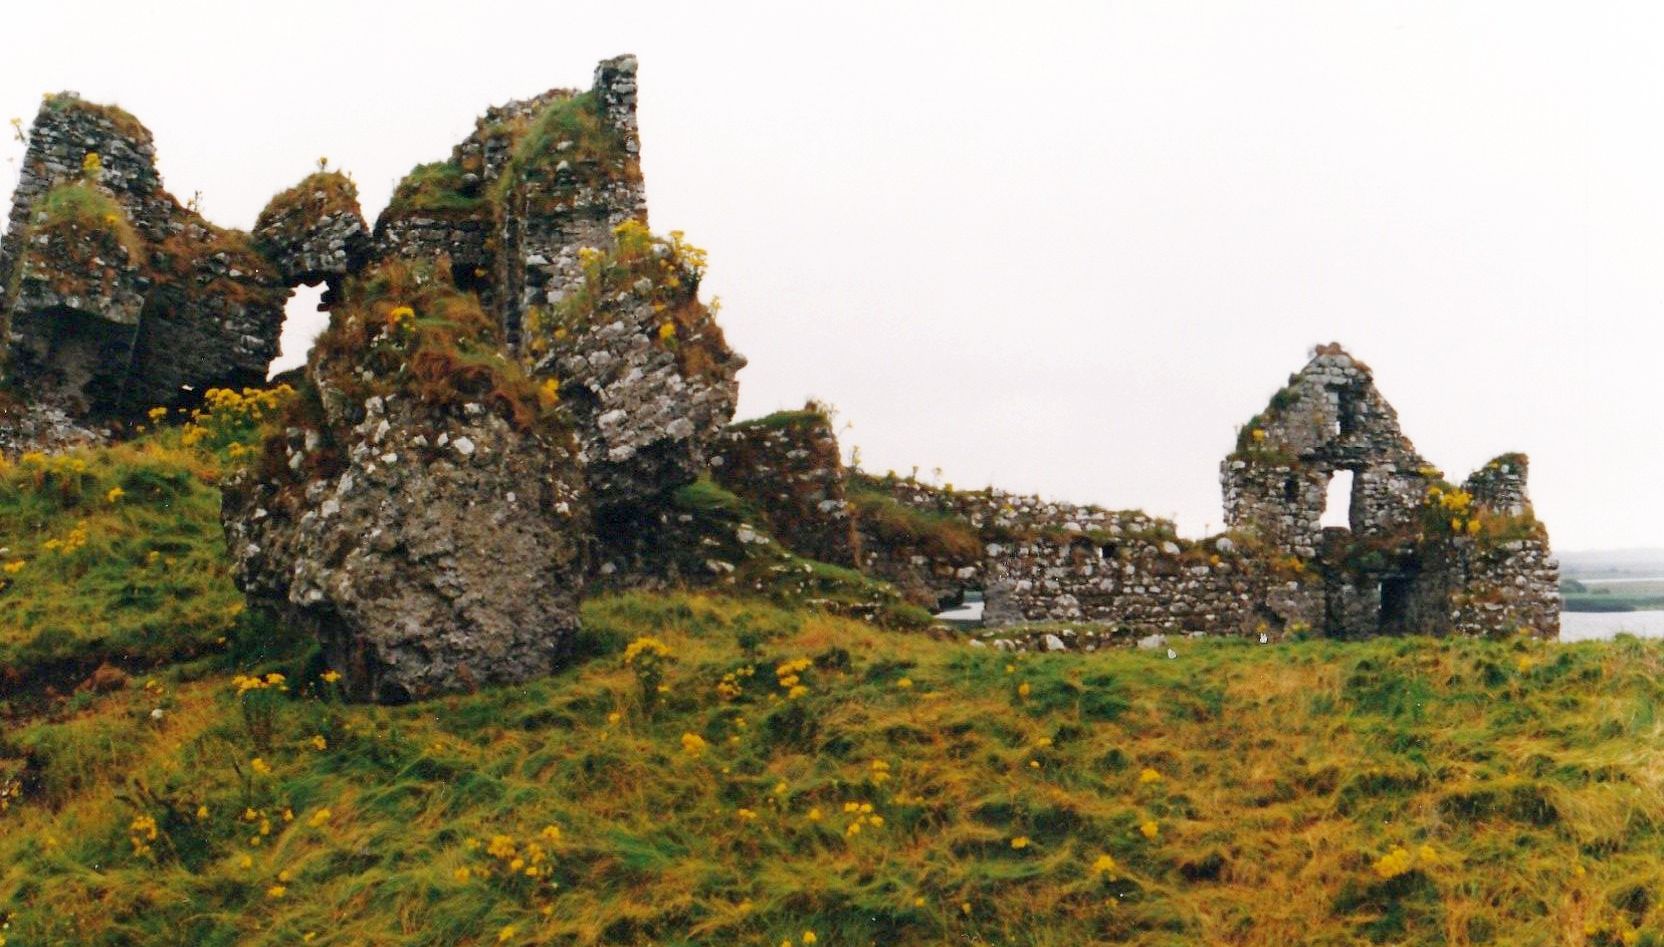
2,1,1658,551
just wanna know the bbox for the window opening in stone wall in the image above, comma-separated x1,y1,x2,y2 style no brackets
271,284,328,377
1283,476,1300,504
1321,469,1354,530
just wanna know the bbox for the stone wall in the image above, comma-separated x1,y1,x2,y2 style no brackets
710,406,859,568
0,93,290,419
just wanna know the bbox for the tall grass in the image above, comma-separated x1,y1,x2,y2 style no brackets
4,592,1663,945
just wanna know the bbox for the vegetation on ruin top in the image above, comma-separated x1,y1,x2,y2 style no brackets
309,259,556,434
493,90,638,208
254,171,363,232
29,181,145,262
39,92,151,143
384,161,488,217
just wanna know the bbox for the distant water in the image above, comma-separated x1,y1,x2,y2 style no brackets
1559,609,1664,642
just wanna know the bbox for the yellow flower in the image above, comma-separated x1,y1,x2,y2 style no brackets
1010,836,1031,849
454,867,471,882
680,732,708,755
197,804,210,820
606,711,622,726
737,808,759,821
1138,768,1162,784
1140,820,1159,840
1016,682,1031,699
320,670,342,684
802,933,818,945
82,151,102,173
311,734,328,751
541,824,562,842
1092,854,1119,878
106,486,125,503
658,321,676,343
1373,845,1414,880
250,757,272,776
896,677,913,689
266,884,287,899
308,808,332,828
807,807,823,822
3,560,25,574
788,685,808,699
238,854,254,869
497,925,517,943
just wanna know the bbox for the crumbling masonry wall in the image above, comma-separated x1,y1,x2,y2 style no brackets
737,344,1558,646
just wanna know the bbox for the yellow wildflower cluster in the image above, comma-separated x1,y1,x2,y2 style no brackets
657,321,676,344
128,813,159,858
776,658,811,700
1372,842,1440,880
1140,820,1160,840
470,825,561,882
537,376,561,408
233,672,288,695
1010,836,1031,850
1092,854,1119,879
1138,767,1162,784
869,759,891,785
716,664,755,701
839,800,884,837
624,636,672,664
178,385,294,455
82,151,102,174
105,486,124,503
680,732,708,755
386,305,416,332
42,522,89,555
1426,485,1481,535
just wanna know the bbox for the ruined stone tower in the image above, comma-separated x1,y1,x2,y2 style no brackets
1221,344,1560,638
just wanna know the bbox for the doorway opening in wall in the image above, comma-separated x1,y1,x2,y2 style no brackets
934,588,984,628
270,283,329,378
1321,469,1354,530
1379,575,1412,634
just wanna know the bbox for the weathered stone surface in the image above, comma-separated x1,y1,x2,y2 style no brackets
252,171,370,287
0,93,288,418
711,404,859,567
531,223,742,505
223,264,589,702
372,55,741,505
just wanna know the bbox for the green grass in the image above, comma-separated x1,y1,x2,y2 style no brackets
846,483,983,563
31,181,145,260
385,161,487,216
3,595,1663,945
0,438,249,683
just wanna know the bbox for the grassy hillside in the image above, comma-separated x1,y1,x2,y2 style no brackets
4,588,1664,945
